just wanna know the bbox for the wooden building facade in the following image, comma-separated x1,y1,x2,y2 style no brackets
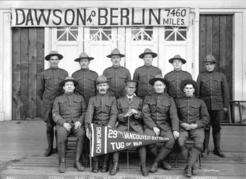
0,0,245,121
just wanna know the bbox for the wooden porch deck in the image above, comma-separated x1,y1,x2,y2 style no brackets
0,121,246,179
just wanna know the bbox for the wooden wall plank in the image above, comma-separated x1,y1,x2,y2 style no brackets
199,15,207,71
212,16,220,65
28,28,38,118
205,16,213,55
36,28,44,117
20,28,29,120
12,28,22,120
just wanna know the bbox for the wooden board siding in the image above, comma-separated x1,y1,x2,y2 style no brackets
12,28,44,120
199,15,233,99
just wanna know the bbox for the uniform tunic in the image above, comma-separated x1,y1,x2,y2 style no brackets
52,93,86,142
133,65,162,98
176,96,209,150
85,94,118,128
164,70,192,99
142,93,179,149
72,69,98,105
197,71,229,111
117,95,144,133
103,66,131,98
37,67,68,127
52,93,86,126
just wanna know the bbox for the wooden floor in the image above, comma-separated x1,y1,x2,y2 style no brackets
0,120,246,179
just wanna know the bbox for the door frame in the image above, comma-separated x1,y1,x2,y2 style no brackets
199,8,246,101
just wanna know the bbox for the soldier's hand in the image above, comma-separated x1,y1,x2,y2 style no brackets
86,128,91,140
74,121,81,129
181,123,190,130
223,107,228,112
131,109,138,114
190,123,198,129
173,131,179,139
153,127,160,136
63,123,71,131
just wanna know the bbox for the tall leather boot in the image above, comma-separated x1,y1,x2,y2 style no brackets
139,147,148,176
202,129,210,156
92,157,99,173
58,142,66,173
213,132,225,158
180,146,188,161
185,147,200,177
101,154,110,172
44,128,54,157
110,153,119,175
74,138,85,171
150,147,171,173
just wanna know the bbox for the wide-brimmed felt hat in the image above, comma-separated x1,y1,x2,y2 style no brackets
74,52,94,62
203,54,216,64
149,74,167,86
45,50,63,61
139,48,158,59
180,79,197,91
106,48,125,58
60,77,78,87
168,54,186,64
96,75,109,85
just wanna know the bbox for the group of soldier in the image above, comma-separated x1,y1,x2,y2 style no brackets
38,47,229,177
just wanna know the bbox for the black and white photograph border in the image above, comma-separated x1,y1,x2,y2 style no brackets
0,0,246,179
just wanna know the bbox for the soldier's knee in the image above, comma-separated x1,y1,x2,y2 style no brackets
75,128,85,139
57,128,67,143
178,138,185,148
165,136,175,149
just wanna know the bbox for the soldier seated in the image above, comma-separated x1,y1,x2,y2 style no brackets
142,75,180,173
85,75,117,173
52,77,86,173
176,79,209,177
110,81,148,176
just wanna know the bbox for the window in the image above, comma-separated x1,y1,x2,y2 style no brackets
57,27,78,41
164,27,187,41
89,27,112,41
131,27,153,41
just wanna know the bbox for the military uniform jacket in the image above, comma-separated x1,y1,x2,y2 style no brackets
117,95,143,133
72,69,98,105
38,67,68,106
85,94,118,128
164,70,192,98
197,71,229,110
142,93,179,132
176,96,209,129
52,93,86,126
103,66,131,98
133,65,162,98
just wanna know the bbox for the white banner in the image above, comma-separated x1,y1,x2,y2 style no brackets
11,8,190,27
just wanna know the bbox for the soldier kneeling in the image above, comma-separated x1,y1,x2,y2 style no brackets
176,79,209,177
52,77,86,173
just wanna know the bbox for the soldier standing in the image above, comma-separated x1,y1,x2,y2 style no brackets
85,75,118,173
72,52,98,105
176,79,209,177
133,48,162,98
164,54,192,99
142,75,179,172
52,77,86,173
103,48,131,98
37,51,68,157
110,81,148,176
197,54,229,158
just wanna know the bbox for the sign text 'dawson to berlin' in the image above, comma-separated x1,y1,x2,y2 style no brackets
12,8,190,27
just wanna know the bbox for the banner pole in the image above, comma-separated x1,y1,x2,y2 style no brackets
127,116,130,171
